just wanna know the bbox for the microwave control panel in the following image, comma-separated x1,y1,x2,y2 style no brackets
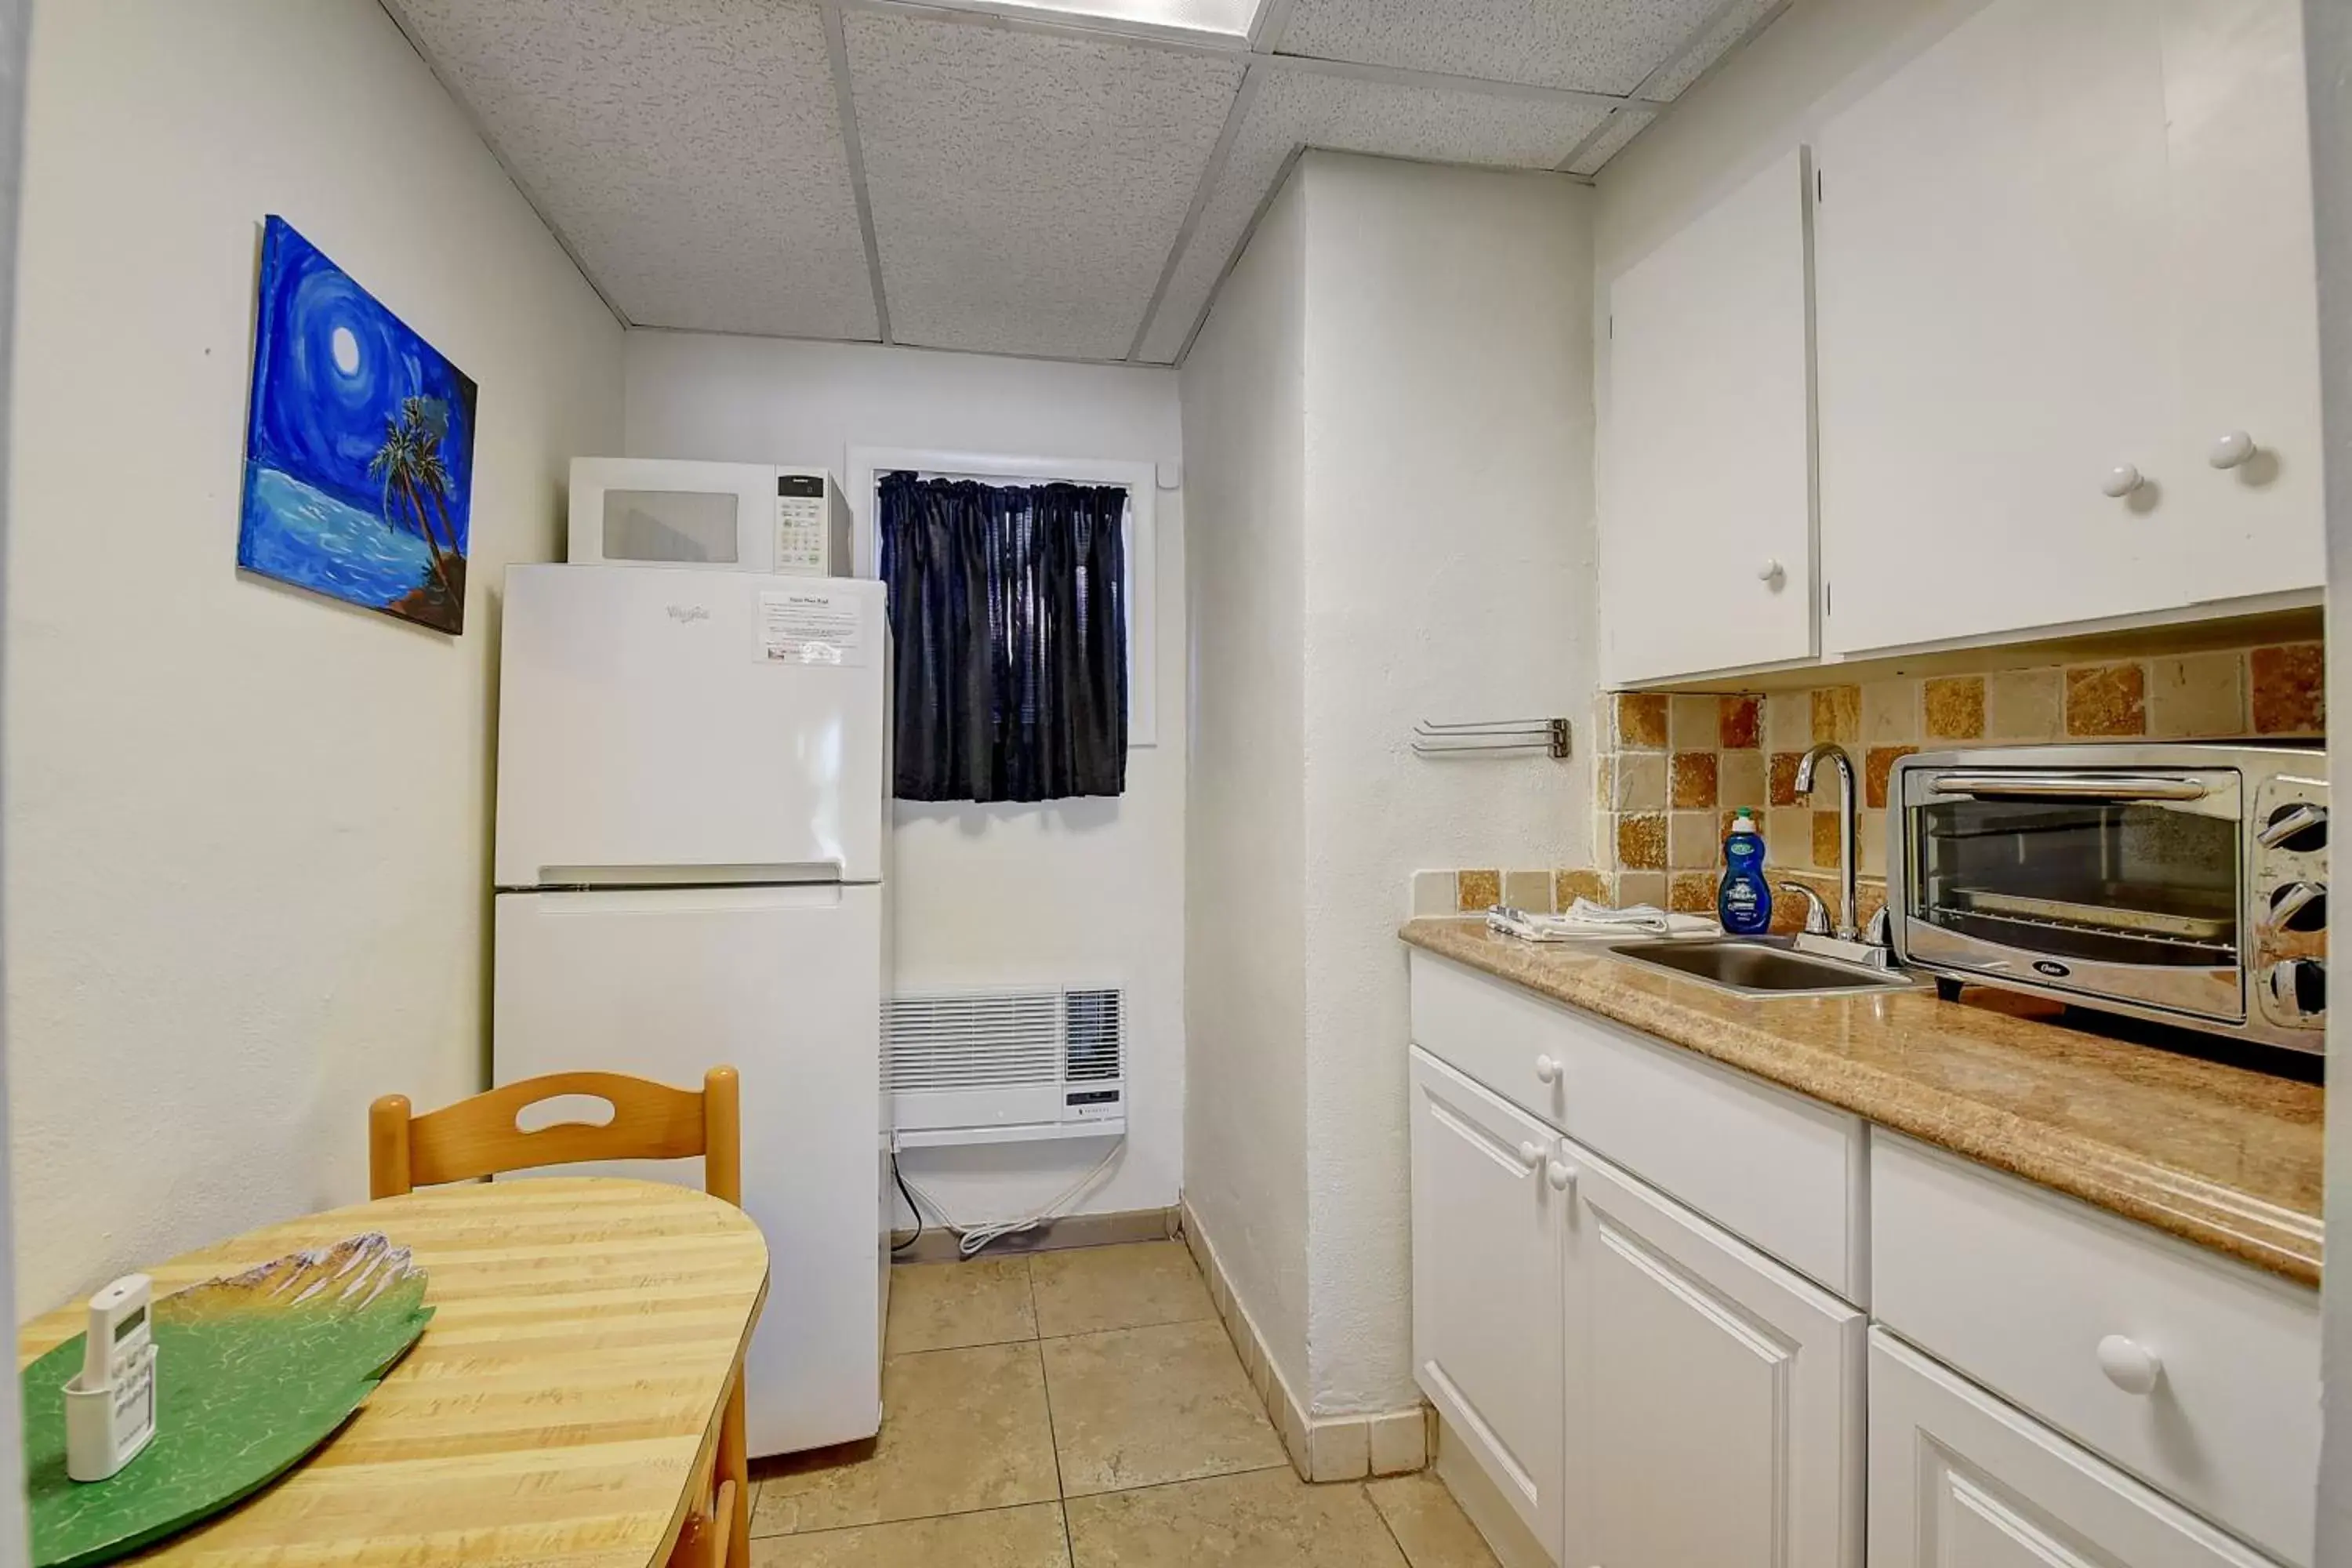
773,472,837,576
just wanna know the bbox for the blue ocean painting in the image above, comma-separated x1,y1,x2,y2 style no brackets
239,216,476,633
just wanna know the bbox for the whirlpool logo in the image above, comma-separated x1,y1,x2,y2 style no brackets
666,604,712,625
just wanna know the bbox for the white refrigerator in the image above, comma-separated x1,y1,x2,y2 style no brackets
492,563,890,1457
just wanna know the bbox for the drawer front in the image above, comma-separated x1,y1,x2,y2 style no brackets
1871,1134,2319,1565
1409,949,1576,1130
1408,950,1866,1299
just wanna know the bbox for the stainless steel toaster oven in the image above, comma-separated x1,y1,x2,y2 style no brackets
1889,744,2326,1053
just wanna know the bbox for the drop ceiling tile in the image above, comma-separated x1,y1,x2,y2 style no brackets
1565,104,1657,176
844,13,1243,361
1273,0,1722,96
1635,0,1784,101
384,0,877,339
1136,70,1609,361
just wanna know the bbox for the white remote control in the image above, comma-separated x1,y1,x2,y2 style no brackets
65,1273,158,1482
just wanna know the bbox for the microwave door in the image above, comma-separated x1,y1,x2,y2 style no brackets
602,488,742,564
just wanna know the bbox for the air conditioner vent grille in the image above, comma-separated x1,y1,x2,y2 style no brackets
1065,989,1123,1082
887,991,1062,1092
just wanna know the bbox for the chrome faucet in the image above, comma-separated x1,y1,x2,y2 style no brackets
1794,742,1860,942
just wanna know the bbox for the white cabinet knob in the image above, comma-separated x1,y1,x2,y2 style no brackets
1756,559,1784,586
2102,464,2144,499
1545,1157,1577,1192
1517,1141,1544,1168
2209,429,2257,469
1534,1054,1563,1085
2096,1334,2163,1395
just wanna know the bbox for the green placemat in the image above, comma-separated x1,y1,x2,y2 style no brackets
21,1232,434,1568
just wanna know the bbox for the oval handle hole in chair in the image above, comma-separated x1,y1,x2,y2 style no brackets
515,1094,618,1134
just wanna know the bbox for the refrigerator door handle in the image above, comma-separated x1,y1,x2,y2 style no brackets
504,884,848,913
524,860,847,891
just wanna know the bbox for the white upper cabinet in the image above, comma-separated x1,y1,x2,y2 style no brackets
2161,0,2324,601
1814,0,2175,654
1602,147,1817,685
1813,0,2319,655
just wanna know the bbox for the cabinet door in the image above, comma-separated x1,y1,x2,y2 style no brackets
1561,1144,1864,1568
1407,1047,1566,1554
1869,1330,2282,1568
2160,0,2322,601
1602,147,1815,685
1815,0,2176,654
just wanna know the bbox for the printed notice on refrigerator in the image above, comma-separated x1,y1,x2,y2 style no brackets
759,589,866,666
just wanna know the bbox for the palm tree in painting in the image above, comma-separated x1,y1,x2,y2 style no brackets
367,397,457,600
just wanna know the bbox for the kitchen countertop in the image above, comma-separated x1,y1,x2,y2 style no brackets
1400,917,2325,1287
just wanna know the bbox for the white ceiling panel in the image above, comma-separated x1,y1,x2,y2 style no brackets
844,12,1244,360
385,0,878,339
1565,104,1657,176
1635,0,1785,101
1272,0,1722,96
1135,68,1610,361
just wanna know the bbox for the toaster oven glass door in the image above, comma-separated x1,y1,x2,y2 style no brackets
1905,770,2243,1015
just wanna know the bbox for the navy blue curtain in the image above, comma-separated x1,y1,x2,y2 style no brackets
877,473,1128,803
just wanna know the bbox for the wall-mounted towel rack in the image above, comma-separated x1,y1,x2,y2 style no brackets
1410,718,1572,760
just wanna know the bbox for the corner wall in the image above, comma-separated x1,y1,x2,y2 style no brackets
1180,153,1597,1421
1179,174,1312,1399
622,332,1189,1229
1298,152,1595,1414
6,0,624,1313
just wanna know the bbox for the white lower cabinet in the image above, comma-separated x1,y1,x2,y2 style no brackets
1406,974,2307,1568
1561,1145,1866,1568
1408,1048,1567,1552
1869,1329,2283,1567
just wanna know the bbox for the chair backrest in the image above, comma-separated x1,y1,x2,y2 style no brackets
369,1068,740,1205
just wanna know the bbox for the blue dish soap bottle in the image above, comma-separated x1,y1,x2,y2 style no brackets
1719,808,1772,935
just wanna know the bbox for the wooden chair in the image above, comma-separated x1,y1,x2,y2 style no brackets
369,1069,750,1568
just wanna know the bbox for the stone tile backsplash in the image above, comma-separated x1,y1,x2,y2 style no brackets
1592,637,2323,927
1409,636,2321,935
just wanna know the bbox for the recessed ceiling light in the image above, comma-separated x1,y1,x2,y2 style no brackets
909,0,1263,44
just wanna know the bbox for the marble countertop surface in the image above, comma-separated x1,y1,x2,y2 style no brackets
1400,917,2324,1287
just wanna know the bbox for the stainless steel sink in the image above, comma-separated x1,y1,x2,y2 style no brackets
1604,937,1922,998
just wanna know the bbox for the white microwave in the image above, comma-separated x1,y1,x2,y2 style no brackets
568,457,853,576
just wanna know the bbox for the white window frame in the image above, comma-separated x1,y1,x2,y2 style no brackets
846,446,1157,749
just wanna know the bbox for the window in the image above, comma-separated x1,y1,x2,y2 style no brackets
876,472,1130,802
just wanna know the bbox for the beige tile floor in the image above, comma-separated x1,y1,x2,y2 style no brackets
749,1240,1500,1566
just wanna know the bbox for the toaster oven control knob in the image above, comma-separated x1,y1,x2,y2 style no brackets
2259,801,2328,854
2270,959,2325,1018
2269,880,2327,933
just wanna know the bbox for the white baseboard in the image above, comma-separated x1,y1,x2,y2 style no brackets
1176,1195,1428,1483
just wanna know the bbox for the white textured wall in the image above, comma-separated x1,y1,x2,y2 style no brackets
1178,173,1312,1398
1298,152,1594,1413
6,0,624,1314
622,332,1188,1226
1179,155,1595,1417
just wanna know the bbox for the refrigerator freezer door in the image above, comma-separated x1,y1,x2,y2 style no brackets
495,564,887,887
493,882,885,1456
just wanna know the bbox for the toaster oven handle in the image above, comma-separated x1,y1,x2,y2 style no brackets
1926,774,2210,803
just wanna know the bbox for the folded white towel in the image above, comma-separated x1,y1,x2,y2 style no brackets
1486,900,1719,942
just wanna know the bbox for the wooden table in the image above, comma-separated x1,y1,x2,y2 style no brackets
18,1178,769,1566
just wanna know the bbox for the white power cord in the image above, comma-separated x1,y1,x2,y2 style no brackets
895,1139,1125,1258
